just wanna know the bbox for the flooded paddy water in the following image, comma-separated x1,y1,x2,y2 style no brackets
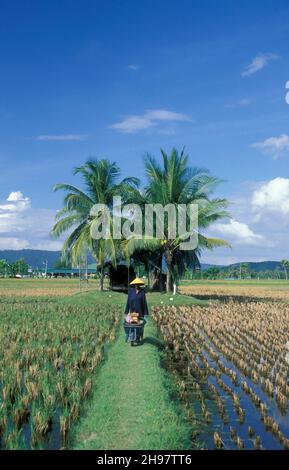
153,299,289,450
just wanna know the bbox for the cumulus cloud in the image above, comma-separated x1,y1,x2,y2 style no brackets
203,178,289,265
251,134,289,159
35,134,88,142
0,191,60,250
0,192,31,232
242,53,279,77
212,219,265,246
8,191,26,202
252,177,289,217
110,109,192,134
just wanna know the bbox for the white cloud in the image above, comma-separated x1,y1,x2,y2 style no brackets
35,134,88,142
32,240,64,251
0,191,61,251
127,64,141,71
0,237,29,250
202,179,289,264
242,53,279,77
7,191,26,202
110,109,191,134
213,219,265,246
252,177,289,217
144,110,190,122
0,191,31,221
110,116,156,133
252,134,289,159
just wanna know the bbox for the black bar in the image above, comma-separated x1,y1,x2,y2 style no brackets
0,450,288,467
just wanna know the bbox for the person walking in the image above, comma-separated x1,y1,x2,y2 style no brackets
124,278,149,345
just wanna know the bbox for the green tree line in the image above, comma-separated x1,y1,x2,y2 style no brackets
185,262,289,280
0,258,29,277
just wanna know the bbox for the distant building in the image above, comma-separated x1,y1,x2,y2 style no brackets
46,263,136,291
104,261,135,291
46,268,96,278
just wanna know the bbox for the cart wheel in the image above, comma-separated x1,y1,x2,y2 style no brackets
130,341,134,347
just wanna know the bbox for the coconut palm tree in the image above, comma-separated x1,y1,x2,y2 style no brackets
0,259,10,277
281,259,289,280
124,148,230,292
51,158,139,290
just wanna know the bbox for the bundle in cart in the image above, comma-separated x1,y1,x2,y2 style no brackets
124,313,146,346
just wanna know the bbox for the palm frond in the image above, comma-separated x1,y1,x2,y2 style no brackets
51,215,86,238
198,234,231,250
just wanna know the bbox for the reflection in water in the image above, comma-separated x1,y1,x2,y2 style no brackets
154,302,289,450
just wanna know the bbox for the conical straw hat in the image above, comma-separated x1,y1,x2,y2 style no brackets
130,277,145,285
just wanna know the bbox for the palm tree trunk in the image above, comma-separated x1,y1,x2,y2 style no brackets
166,250,173,293
158,255,164,292
99,264,104,291
284,267,288,281
147,263,150,290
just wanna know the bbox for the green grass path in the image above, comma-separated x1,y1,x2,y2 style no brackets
72,319,192,450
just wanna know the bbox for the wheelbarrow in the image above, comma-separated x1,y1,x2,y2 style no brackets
123,319,146,346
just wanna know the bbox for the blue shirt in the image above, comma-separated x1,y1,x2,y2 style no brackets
124,288,149,318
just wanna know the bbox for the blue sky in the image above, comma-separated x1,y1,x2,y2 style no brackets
0,0,289,263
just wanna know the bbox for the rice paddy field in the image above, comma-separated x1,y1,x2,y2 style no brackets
153,280,289,450
179,279,289,302
0,278,120,449
1,278,289,450
0,278,99,299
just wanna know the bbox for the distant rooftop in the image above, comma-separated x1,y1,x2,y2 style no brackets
46,268,96,274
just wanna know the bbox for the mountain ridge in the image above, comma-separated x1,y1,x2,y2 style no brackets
0,249,61,269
